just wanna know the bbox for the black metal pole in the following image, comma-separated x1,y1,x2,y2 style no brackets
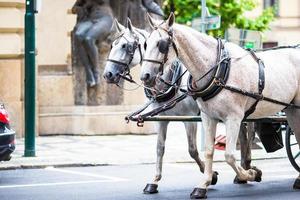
24,0,36,157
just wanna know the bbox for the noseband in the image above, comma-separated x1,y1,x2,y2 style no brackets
142,26,179,75
107,30,145,76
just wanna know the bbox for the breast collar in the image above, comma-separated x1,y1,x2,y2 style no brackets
144,59,183,103
187,38,231,101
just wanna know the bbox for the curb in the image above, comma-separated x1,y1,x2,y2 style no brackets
0,156,287,170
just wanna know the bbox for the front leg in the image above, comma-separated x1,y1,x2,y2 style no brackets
184,122,218,185
143,121,169,194
184,122,205,173
225,118,262,183
190,112,218,199
234,122,255,184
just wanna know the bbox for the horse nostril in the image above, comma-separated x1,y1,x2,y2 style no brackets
104,72,113,80
141,73,150,82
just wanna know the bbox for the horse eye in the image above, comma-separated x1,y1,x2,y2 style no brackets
122,44,126,49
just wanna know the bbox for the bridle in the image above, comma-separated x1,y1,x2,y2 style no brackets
106,29,145,76
142,26,179,75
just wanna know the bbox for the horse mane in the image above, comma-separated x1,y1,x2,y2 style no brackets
172,23,217,45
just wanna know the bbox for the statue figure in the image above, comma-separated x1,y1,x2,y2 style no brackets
72,0,113,87
142,0,164,16
71,0,164,105
112,0,164,26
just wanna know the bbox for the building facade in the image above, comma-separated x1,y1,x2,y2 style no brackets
1,0,300,137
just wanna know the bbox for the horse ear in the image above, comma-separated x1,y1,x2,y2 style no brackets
146,12,156,30
114,19,125,33
127,17,133,32
166,12,175,28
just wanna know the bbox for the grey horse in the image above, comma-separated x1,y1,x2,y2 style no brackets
103,18,256,194
140,13,300,198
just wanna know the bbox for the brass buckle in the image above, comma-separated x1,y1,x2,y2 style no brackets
214,78,224,86
137,115,144,127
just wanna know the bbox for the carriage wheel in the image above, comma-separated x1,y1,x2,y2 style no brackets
285,126,300,173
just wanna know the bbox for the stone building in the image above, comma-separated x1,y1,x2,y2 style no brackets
0,0,299,137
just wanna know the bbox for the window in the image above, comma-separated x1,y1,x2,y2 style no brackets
264,0,279,16
264,0,277,8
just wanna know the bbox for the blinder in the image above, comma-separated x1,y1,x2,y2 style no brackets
124,41,138,55
142,26,179,76
157,39,170,54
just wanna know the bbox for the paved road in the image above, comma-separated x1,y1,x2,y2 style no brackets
0,158,299,200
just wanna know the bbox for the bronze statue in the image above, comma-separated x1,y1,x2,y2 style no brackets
72,0,113,87
113,0,164,26
142,0,164,16
72,0,163,88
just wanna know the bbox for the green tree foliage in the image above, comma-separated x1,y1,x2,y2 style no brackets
163,0,275,36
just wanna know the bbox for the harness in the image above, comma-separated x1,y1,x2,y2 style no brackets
187,42,300,118
243,50,265,118
107,28,194,125
142,26,179,75
144,59,183,103
187,38,231,101
125,59,196,126
138,23,300,120
186,39,267,118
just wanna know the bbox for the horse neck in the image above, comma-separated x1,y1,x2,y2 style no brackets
173,24,218,87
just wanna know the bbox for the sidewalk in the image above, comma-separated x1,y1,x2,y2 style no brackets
0,122,287,170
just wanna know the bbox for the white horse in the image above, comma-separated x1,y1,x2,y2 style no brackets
103,18,217,194
140,13,300,198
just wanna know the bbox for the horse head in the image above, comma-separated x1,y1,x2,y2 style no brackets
103,18,148,84
140,12,178,87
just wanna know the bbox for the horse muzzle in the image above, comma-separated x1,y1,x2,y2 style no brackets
103,71,121,84
140,72,156,87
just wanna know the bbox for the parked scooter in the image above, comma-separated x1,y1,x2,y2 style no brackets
0,103,15,161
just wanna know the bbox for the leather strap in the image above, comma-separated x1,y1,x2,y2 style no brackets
244,50,265,119
187,38,231,101
144,59,183,103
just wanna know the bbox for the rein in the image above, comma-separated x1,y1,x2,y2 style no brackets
123,60,191,126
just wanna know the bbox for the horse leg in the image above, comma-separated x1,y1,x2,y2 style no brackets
143,121,169,194
224,118,262,186
234,122,257,184
190,112,218,199
183,122,219,185
285,106,300,190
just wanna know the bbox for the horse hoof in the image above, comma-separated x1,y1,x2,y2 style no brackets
233,175,247,184
190,188,207,199
143,183,158,194
251,166,262,182
293,178,300,190
211,171,219,185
